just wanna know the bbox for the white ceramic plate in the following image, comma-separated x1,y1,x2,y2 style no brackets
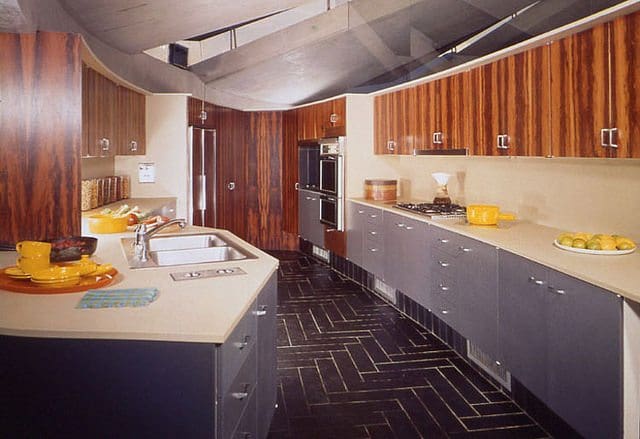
553,240,636,255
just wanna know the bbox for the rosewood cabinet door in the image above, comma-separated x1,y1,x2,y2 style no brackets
116,86,146,155
501,46,551,157
550,23,610,158
610,10,640,158
438,73,470,150
468,64,501,156
374,93,396,154
83,67,117,157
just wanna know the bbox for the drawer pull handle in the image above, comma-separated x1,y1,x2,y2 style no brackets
437,238,449,243
358,210,364,214
438,261,450,267
439,284,449,291
369,231,377,235
459,246,471,252
370,214,378,218
405,226,414,230
231,392,249,400
441,310,450,315
234,335,251,350
548,286,566,295
397,223,405,228
254,306,268,316
528,276,545,286
370,248,378,252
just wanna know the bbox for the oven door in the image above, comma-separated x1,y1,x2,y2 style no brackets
319,195,343,231
319,155,342,196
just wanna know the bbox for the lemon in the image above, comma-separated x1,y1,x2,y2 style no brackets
559,236,574,247
615,236,635,246
599,239,617,251
572,238,587,249
586,240,602,250
557,232,574,242
573,232,593,241
617,242,635,251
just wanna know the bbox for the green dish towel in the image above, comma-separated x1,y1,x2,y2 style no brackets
77,288,159,309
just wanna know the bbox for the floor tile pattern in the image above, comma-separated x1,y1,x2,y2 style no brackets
267,251,550,438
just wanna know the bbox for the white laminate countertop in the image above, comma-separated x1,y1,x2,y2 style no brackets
0,226,279,344
351,198,640,303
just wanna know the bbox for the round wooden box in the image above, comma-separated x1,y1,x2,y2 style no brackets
364,179,397,201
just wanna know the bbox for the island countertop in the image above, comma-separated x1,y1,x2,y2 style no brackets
350,198,640,303
0,226,279,344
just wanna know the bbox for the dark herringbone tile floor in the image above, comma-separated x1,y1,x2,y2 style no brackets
266,251,550,439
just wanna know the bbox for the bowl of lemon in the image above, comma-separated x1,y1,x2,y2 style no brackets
554,232,636,255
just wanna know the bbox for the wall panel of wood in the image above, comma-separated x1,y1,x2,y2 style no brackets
281,110,298,236
0,32,82,246
247,112,297,250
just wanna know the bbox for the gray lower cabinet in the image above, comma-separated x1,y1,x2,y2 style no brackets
346,201,366,266
298,189,324,247
498,250,622,439
361,206,385,279
0,272,279,438
383,211,428,302
428,227,498,358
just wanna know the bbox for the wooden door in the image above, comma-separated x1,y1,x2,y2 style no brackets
550,23,609,157
610,11,640,158
296,104,317,140
501,46,551,156
116,86,146,155
374,93,395,154
83,68,116,157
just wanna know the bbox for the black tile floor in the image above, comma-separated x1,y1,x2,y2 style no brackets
266,251,551,439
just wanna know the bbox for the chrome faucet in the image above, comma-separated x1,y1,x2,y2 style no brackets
134,218,187,262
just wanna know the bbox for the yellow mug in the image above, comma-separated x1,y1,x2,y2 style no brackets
16,241,52,258
17,256,51,274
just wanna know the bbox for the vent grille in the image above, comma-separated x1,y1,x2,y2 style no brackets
467,341,511,391
373,278,396,304
312,245,329,262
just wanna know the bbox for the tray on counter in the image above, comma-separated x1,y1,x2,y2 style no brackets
0,268,118,294
553,240,636,256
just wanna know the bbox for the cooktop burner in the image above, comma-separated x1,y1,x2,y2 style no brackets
393,202,466,219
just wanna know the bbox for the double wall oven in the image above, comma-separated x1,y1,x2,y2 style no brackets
298,137,345,232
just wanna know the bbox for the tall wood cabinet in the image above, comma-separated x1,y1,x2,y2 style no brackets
297,97,346,140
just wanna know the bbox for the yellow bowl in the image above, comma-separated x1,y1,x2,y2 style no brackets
467,204,516,226
88,214,128,234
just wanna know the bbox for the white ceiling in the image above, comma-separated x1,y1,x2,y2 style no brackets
22,0,635,107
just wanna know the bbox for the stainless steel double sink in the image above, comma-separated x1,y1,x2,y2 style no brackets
121,233,256,269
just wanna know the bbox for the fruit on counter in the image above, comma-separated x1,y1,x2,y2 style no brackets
101,204,148,225
556,232,636,251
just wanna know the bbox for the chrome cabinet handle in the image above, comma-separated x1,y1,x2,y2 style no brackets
231,383,251,400
439,284,449,291
437,238,449,244
459,246,471,252
610,127,618,148
295,182,300,190
369,214,378,218
438,261,450,267
357,210,364,214
100,138,110,151
369,231,377,235
253,305,267,316
432,132,443,144
387,140,396,151
305,196,312,200
405,226,414,230
396,223,405,228
601,128,609,147
370,248,379,252
227,181,236,191
441,310,450,315
528,276,545,286
234,335,251,350
129,140,138,152
548,286,566,295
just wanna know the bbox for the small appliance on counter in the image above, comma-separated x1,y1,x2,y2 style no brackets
431,172,452,204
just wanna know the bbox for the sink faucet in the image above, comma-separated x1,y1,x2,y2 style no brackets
134,218,187,262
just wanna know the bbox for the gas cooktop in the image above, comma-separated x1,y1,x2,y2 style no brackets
393,202,466,219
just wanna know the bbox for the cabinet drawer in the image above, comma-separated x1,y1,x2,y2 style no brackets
232,390,257,439
364,223,384,242
431,274,459,306
363,207,383,225
220,347,257,439
219,300,257,394
432,296,458,328
428,227,461,256
431,249,457,275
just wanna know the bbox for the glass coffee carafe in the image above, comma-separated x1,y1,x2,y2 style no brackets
431,172,452,204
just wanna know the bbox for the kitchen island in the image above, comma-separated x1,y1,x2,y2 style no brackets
0,226,278,438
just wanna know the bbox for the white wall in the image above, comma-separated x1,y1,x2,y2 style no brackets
115,94,189,219
345,94,640,240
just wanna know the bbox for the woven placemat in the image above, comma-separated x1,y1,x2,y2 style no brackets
77,288,159,309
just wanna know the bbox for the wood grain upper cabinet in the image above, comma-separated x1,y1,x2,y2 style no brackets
420,73,469,150
469,45,550,156
297,104,317,140
83,67,116,157
550,23,610,158
116,86,146,155
374,89,414,154
549,14,639,159
321,97,346,137
609,10,640,158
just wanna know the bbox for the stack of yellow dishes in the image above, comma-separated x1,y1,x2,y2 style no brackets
4,266,32,280
30,266,82,288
